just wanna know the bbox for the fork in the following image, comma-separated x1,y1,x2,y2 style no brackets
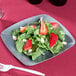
0,63,45,76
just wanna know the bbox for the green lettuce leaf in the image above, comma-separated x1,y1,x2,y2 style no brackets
50,40,63,54
11,29,20,36
52,28,65,41
16,40,24,53
25,26,34,34
32,47,45,60
18,33,30,41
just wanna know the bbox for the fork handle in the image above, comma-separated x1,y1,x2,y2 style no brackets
12,66,45,76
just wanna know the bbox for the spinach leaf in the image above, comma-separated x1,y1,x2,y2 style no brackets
11,29,20,36
50,40,63,54
18,33,30,41
52,28,65,41
16,40,24,53
25,26,34,34
32,47,45,60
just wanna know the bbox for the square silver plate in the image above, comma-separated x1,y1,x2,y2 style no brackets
1,14,75,66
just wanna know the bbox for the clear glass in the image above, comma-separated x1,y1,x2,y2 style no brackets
0,8,4,19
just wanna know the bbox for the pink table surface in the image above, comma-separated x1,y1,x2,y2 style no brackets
0,0,76,76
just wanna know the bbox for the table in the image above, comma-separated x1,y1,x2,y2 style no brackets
0,0,76,76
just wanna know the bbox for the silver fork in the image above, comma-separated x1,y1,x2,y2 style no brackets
0,63,45,76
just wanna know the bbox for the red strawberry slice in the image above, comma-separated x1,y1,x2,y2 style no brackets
50,22,58,28
23,40,32,50
40,19,48,35
20,25,36,33
20,26,28,33
32,25,36,29
49,33,58,47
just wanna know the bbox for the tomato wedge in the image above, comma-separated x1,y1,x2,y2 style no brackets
23,40,32,51
49,33,58,47
40,19,48,35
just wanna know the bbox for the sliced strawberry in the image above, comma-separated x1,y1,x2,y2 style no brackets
23,40,32,50
20,25,35,33
20,26,28,33
50,22,58,28
40,19,48,35
32,25,36,29
49,33,58,47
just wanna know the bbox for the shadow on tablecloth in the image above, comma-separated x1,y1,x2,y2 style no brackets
34,0,76,23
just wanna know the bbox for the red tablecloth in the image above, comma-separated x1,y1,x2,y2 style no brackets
0,0,76,76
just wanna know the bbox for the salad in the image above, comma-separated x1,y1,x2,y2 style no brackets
11,18,67,60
